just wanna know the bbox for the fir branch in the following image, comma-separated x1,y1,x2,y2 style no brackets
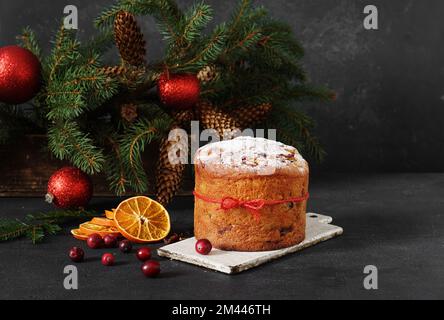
48,122,105,174
176,24,227,71
0,219,30,242
97,0,184,45
224,26,263,55
16,27,42,59
289,84,335,102
105,135,128,196
180,1,213,44
95,5,122,29
143,0,184,46
46,24,80,81
46,85,85,121
261,20,304,59
227,0,253,38
0,210,97,244
270,105,326,161
46,54,118,120
80,29,115,57
119,117,172,193
27,210,98,222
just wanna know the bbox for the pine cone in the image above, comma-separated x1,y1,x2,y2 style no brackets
197,65,219,83
100,66,128,78
100,66,146,85
114,11,146,66
172,109,195,128
197,101,241,139
156,131,187,206
121,103,138,123
233,103,272,128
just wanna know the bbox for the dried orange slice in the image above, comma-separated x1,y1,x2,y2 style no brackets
71,229,89,241
114,196,171,244
79,222,121,238
91,217,116,228
105,209,115,220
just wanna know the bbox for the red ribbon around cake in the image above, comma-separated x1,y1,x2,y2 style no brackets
193,191,310,220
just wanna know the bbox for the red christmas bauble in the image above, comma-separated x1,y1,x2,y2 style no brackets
158,73,200,110
46,167,93,209
0,46,41,104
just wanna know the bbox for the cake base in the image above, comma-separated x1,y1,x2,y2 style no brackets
158,213,343,275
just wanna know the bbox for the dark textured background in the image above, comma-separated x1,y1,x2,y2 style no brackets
1,0,443,172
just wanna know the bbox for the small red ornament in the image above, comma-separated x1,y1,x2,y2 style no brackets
0,46,41,104
195,239,212,255
136,247,152,262
46,167,93,209
141,260,161,278
158,72,200,110
102,253,115,267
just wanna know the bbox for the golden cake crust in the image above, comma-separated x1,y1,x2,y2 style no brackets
194,137,309,252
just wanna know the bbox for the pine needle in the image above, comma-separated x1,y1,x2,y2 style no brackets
0,210,97,244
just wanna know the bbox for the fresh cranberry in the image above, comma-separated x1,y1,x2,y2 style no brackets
69,247,84,263
119,240,133,253
87,234,104,249
137,247,152,262
141,261,161,278
101,253,115,266
103,234,118,248
195,239,212,255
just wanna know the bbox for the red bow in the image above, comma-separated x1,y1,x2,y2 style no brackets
220,197,266,220
193,191,309,221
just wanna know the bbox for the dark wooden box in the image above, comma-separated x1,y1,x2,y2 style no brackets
0,135,193,197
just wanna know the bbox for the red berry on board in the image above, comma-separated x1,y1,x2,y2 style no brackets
101,253,115,267
196,239,212,255
0,46,41,104
136,247,152,262
69,247,85,263
46,167,93,209
141,261,161,278
157,72,200,110
103,234,118,248
87,234,104,249
119,240,133,253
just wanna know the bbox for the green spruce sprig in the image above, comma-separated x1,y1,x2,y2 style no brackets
0,210,98,244
270,105,327,162
16,27,42,60
119,116,172,193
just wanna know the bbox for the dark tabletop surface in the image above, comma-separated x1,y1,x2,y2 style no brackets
0,173,443,300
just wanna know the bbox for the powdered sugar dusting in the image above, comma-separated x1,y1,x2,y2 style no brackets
196,137,308,176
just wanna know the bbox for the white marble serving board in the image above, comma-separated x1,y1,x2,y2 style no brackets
157,213,343,275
